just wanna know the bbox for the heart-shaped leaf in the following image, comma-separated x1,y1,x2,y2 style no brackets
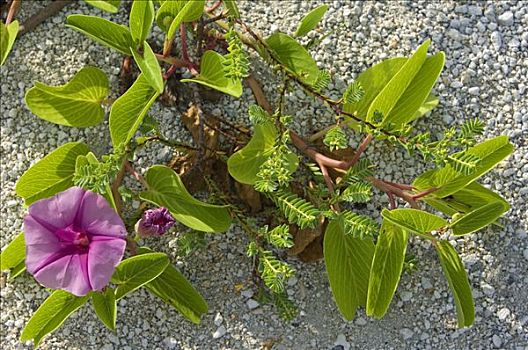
91,287,117,331
25,67,109,127
140,165,232,232
156,0,204,39
16,142,90,205
181,50,243,97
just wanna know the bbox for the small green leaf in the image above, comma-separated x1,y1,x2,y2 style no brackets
85,0,121,13
223,0,240,18
227,122,297,184
25,67,109,127
137,248,208,324
66,14,135,55
381,208,447,238
266,32,320,86
140,165,232,232
367,40,430,124
181,50,243,97
129,0,154,44
367,222,408,319
156,0,204,39
20,290,90,347
411,94,438,121
324,215,374,320
413,136,514,198
109,74,160,148
0,233,26,278
16,142,90,205
130,42,164,93
111,253,170,300
435,241,474,327
294,4,329,37
450,201,508,236
0,20,19,65
91,288,117,331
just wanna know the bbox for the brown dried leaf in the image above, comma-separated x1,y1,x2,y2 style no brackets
297,234,324,262
235,182,262,213
288,224,321,256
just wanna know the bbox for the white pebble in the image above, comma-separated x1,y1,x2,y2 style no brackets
212,325,227,339
246,299,260,310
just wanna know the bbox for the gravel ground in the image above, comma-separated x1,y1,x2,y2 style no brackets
1,1,527,349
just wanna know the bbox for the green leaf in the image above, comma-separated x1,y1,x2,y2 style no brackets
294,4,329,37
367,222,408,318
140,165,232,232
366,40,430,124
447,152,481,175
413,136,514,197
16,142,90,205
109,74,160,148
111,253,170,300
266,32,320,85
129,0,154,44
228,122,297,184
25,67,109,127
181,50,242,97
384,52,444,128
156,0,204,38
138,247,208,324
435,241,474,327
85,0,121,13
381,208,447,238
0,20,19,65
91,288,117,331
411,94,439,121
130,42,164,93
0,233,26,278
20,290,90,347
66,14,134,55
271,190,320,229
223,0,240,18
323,215,374,320
450,201,508,236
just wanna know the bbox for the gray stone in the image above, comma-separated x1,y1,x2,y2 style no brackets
497,11,514,26
212,325,227,339
497,307,510,321
468,87,480,95
334,334,350,350
492,334,502,348
400,328,414,340
491,31,502,49
246,299,260,310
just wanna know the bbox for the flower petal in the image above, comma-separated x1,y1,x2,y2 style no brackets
88,237,126,291
33,253,92,296
28,187,85,231
24,215,63,274
78,191,127,238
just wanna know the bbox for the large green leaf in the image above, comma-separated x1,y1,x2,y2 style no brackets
129,0,154,44
294,5,329,37
0,232,26,278
66,14,135,55
181,50,242,97
411,94,439,122
139,247,208,324
266,32,320,85
131,42,164,93
156,0,204,39
25,67,109,127
16,142,90,205
367,223,408,318
85,0,121,13
20,290,90,347
324,215,374,320
413,136,514,197
385,52,444,128
227,122,298,185
111,253,170,300
367,40,430,124
140,165,232,232
450,201,508,236
0,20,19,65
381,208,447,238
435,241,474,327
91,288,117,331
109,74,160,148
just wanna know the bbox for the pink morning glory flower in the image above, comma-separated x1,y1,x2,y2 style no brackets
23,187,127,296
134,207,175,237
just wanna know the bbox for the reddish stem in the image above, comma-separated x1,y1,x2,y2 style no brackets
180,23,190,62
347,134,373,167
412,187,438,200
125,161,148,188
5,0,21,24
382,180,415,191
206,0,222,13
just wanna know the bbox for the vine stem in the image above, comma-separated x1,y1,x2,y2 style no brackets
206,0,222,13
5,0,21,25
18,0,72,36
125,160,148,188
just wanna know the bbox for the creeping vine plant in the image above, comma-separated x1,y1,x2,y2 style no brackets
0,0,515,346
